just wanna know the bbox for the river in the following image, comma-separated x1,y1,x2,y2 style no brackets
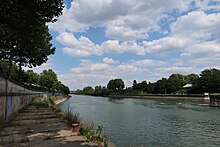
59,94,220,147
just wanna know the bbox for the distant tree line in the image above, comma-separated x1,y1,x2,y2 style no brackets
75,68,220,96
0,60,70,95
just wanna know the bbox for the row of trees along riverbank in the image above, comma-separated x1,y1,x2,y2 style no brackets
0,58,69,95
75,68,220,96
0,0,70,94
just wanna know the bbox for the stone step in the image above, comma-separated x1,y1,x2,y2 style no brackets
13,114,59,121
11,118,65,126
1,123,70,136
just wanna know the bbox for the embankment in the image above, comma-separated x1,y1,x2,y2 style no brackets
109,94,209,100
0,74,44,121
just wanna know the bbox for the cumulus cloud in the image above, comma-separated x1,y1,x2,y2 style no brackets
49,0,193,41
171,11,220,40
131,59,165,67
56,32,103,57
58,59,154,90
155,67,196,76
143,37,189,53
57,33,148,56
103,57,117,64
50,0,220,90
101,40,146,55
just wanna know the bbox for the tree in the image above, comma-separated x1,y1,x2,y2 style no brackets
94,85,102,96
185,74,199,84
39,69,58,91
154,78,167,94
0,0,64,73
60,84,70,95
83,86,94,95
193,68,220,93
26,70,39,85
166,74,185,93
107,79,125,93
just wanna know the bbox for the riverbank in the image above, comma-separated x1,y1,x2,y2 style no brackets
53,95,69,105
0,96,115,147
109,94,209,100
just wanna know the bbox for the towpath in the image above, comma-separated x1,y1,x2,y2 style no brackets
0,105,99,147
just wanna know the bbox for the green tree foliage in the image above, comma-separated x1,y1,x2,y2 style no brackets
0,59,27,82
83,86,94,95
0,60,70,94
60,84,70,95
94,85,102,96
185,74,199,84
39,69,58,91
0,0,64,72
166,74,185,93
154,78,167,94
26,70,39,86
107,79,125,93
192,68,220,93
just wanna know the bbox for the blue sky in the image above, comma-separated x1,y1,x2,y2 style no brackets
27,0,220,90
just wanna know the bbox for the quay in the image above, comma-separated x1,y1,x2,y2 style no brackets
0,105,99,147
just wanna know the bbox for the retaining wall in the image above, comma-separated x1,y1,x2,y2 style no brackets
0,75,42,121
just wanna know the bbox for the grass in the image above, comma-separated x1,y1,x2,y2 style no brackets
79,123,108,146
60,103,108,146
31,97,55,107
64,104,80,125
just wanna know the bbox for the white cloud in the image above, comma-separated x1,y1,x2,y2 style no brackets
103,57,117,64
171,11,220,40
57,32,148,56
50,1,220,90
101,40,146,55
59,59,151,90
143,37,189,53
156,67,195,75
56,32,103,57
131,59,165,67
49,0,192,41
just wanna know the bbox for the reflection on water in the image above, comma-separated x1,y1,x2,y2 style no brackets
60,95,220,147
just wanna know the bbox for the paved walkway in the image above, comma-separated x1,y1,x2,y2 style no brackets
0,105,99,147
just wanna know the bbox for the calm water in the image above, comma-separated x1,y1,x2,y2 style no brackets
60,95,220,147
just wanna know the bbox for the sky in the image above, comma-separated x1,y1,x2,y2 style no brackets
28,0,220,90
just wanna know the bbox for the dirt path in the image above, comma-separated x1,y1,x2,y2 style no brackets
0,105,99,147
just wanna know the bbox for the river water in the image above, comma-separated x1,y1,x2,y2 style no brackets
59,95,220,147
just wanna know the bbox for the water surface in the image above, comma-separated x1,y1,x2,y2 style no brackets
60,95,220,147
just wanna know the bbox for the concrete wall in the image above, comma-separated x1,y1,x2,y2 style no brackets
0,75,42,121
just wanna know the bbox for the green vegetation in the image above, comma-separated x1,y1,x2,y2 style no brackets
0,60,70,94
32,97,56,108
64,104,80,125
79,124,107,146
0,0,63,73
57,104,107,145
76,68,220,96
0,0,69,94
